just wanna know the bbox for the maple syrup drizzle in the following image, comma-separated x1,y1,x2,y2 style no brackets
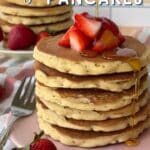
96,0,99,17
125,72,140,146
80,50,98,58
81,48,141,145
126,54,141,146
102,47,142,146
127,60,141,146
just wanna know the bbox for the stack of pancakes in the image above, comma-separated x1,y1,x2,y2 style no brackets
0,0,73,38
34,35,150,148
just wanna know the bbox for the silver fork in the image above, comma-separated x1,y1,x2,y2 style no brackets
0,77,35,147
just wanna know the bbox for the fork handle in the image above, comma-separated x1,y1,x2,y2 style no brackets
0,115,18,147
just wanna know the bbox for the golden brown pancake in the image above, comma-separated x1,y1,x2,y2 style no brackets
36,91,149,121
0,19,73,34
0,1,72,17
34,35,150,75
38,117,150,147
35,77,148,111
35,61,147,82
0,12,72,25
37,101,149,132
35,61,147,91
6,0,60,7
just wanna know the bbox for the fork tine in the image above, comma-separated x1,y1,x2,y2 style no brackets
25,90,35,110
26,84,35,109
26,95,36,110
12,77,27,104
28,79,35,102
21,77,33,101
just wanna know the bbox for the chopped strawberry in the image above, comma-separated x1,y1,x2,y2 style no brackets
58,25,78,47
69,29,91,51
75,13,102,39
100,17,125,45
92,30,119,52
7,24,36,50
100,17,119,36
0,27,3,42
37,31,50,43
0,86,5,100
30,139,57,150
100,18,125,46
58,13,125,54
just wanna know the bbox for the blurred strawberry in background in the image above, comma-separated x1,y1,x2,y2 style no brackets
36,31,50,43
7,24,36,50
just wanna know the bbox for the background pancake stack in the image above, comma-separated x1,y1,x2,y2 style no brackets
34,35,150,147
0,0,73,39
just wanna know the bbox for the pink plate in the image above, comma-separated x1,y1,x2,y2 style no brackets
7,113,150,150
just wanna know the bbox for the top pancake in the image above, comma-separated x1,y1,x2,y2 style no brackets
0,1,72,17
34,35,150,75
6,0,59,7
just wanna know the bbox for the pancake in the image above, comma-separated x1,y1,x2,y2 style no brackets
0,2,72,17
0,19,73,34
36,91,149,121
38,117,150,147
6,0,60,7
37,101,149,132
0,12,72,25
35,61,147,91
35,78,148,111
34,35,150,75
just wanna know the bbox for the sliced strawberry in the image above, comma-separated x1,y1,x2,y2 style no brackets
69,29,91,51
101,17,119,36
92,30,119,52
58,25,78,47
58,33,70,47
101,18,125,46
100,17,126,46
75,13,102,39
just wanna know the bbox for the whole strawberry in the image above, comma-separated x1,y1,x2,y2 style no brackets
0,27,3,42
7,24,36,50
30,139,57,150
